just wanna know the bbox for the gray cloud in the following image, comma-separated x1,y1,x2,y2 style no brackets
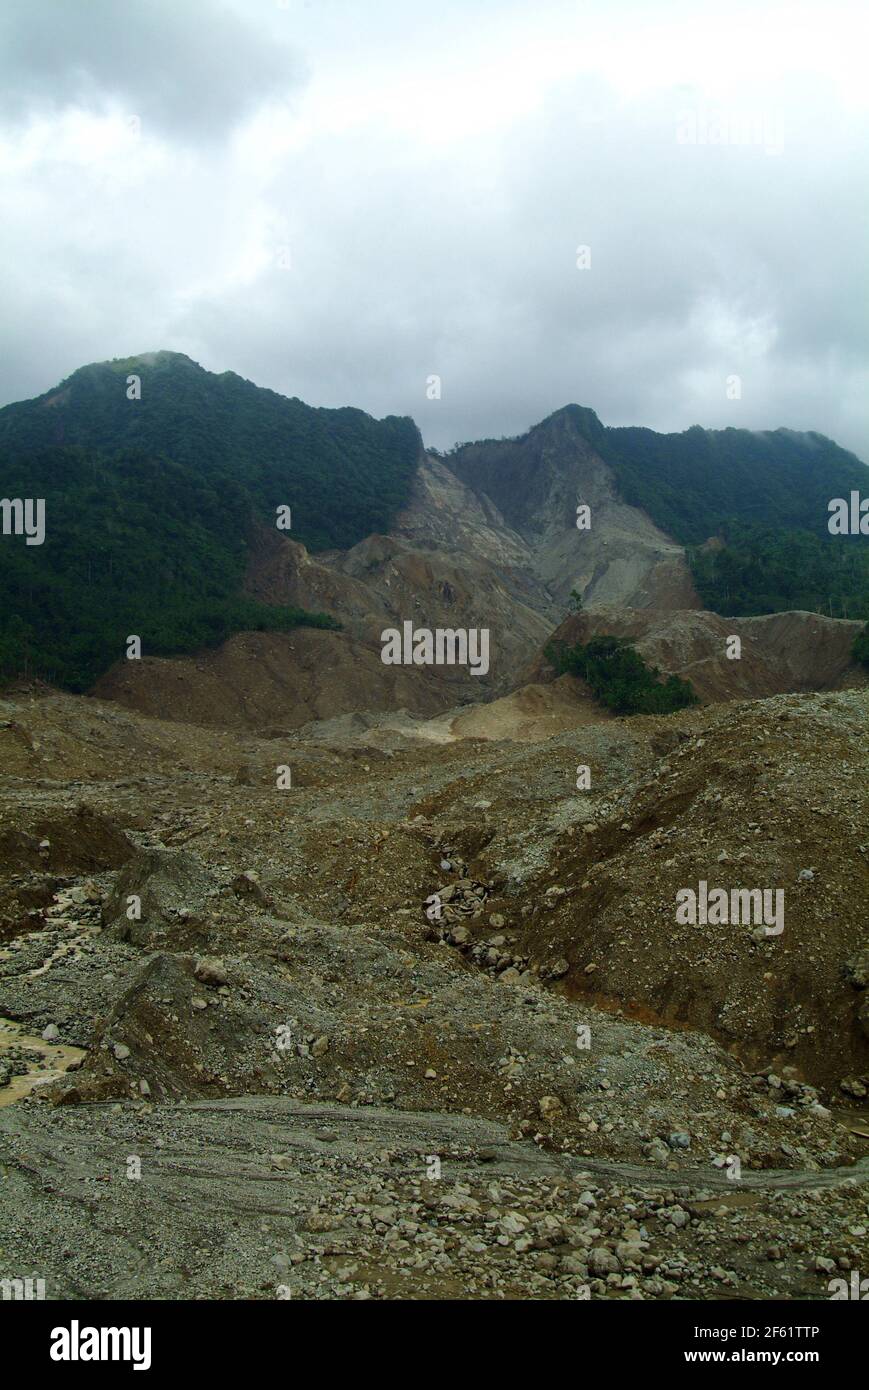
0,0,302,140
0,0,866,463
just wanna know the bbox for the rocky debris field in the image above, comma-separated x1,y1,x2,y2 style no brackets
2,1097,867,1301
0,681,867,1299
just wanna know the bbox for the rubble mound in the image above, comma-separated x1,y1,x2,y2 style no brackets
462,689,869,1090
0,805,133,876
101,847,221,946
531,607,866,704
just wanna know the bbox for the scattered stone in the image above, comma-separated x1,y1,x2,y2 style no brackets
194,956,230,987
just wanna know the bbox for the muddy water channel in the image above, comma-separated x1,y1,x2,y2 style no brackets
0,1016,85,1107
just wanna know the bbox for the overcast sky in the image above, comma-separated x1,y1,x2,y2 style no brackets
1,0,867,458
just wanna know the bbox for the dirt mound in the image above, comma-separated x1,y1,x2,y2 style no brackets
457,689,869,1090
91,628,455,731
87,598,865,734
0,806,132,875
101,847,220,946
531,606,866,703
447,677,609,742
74,949,308,1103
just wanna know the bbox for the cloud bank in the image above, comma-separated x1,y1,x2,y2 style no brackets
1,0,867,459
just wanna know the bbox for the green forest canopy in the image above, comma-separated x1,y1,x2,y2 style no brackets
0,353,419,689
597,422,869,622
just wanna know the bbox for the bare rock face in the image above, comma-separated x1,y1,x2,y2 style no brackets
448,408,701,610
244,501,555,696
393,453,540,574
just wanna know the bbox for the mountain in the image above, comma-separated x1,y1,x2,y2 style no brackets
448,405,869,616
0,351,421,552
1,352,868,708
0,352,420,688
445,406,701,611
450,404,869,543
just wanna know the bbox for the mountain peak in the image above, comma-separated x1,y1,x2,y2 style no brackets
68,350,201,380
533,403,605,441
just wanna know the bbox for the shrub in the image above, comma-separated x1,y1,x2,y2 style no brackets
545,633,698,715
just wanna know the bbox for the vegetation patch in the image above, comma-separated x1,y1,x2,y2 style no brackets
545,634,699,715
688,523,869,620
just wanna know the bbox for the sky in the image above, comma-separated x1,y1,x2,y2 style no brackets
1,0,867,458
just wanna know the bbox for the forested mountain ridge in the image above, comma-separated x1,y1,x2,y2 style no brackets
449,405,868,542
0,351,422,551
0,353,420,688
1,352,867,695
